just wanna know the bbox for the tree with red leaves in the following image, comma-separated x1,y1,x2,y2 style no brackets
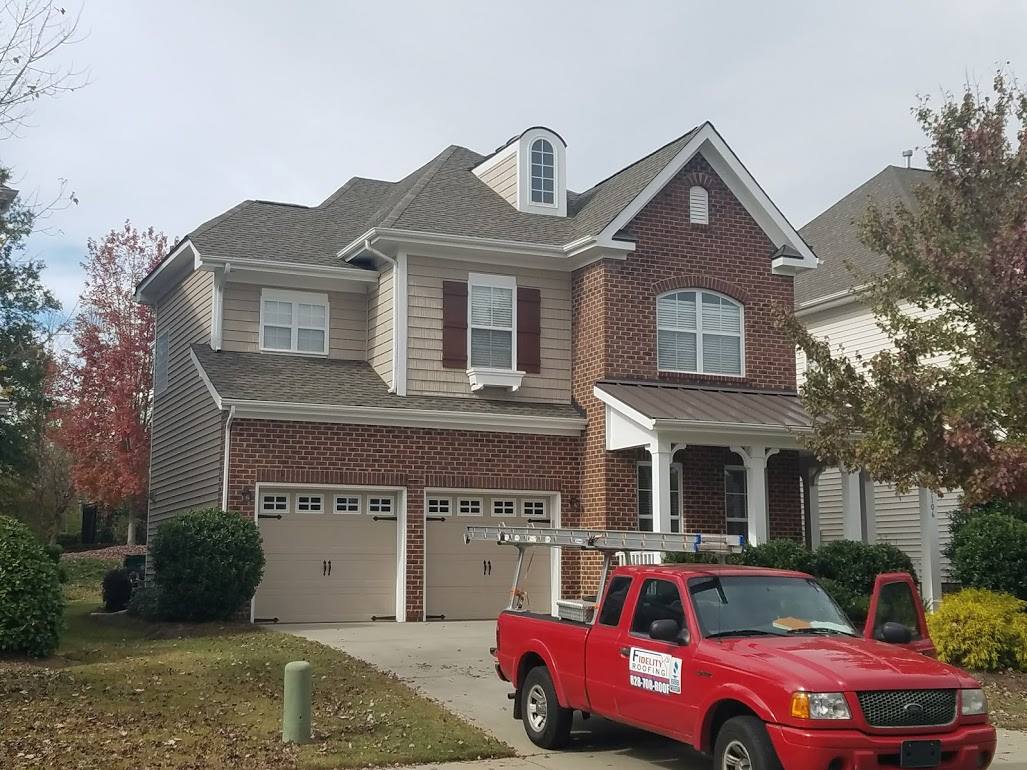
785,71,1027,504
58,223,167,542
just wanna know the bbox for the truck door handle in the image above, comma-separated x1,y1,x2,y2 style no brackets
322,560,327,576
619,647,630,658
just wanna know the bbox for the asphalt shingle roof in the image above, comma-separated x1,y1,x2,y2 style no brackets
796,166,933,307
192,345,583,421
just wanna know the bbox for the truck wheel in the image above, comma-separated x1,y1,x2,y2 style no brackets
520,666,572,749
713,716,782,770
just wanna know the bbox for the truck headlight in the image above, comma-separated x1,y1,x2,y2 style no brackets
960,688,988,716
791,692,851,720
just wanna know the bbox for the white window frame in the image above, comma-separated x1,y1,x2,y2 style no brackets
724,464,748,538
261,493,290,513
467,273,518,373
656,289,745,377
296,493,324,513
521,499,547,519
636,461,683,533
334,494,362,514
259,288,330,356
367,496,395,515
689,185,710,225
490,498,517,518
154,332,169,395
427,497,452,517
529,137,557,208
457,498,484,517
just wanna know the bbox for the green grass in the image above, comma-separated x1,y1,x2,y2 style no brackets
0,602,512,769
60,558,119,603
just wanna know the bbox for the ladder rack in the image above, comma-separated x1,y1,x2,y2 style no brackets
464,525,745,555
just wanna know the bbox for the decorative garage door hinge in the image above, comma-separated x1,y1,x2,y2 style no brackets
257,513,282,519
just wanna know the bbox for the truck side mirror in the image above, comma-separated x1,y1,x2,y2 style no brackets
649,619,684,643
879,621,913,645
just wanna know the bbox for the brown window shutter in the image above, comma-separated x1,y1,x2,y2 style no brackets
442,280,468,369
517,287,541,374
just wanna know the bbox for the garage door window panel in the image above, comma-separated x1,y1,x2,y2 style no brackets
427,497,452,516
261,493,289,513
296,494,324,513
334,495,361,514
522,499,547,519
491,499,516,517
368,496,394,515
458,498,483,516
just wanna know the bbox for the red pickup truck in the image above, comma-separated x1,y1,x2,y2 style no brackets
494,565,996,770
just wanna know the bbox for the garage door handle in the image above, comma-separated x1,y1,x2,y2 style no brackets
482,559,487,576
327,560,331,576
487,560,492,576
322,560,327,576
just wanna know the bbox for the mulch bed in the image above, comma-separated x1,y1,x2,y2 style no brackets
61,545,147,561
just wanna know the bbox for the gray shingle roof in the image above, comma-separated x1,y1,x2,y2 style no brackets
796,166,933,307
181,127,702,263
192,345,583,421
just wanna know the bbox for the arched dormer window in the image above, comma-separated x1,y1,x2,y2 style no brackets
689,185,709,224
656,290,743,375
530,138,556,205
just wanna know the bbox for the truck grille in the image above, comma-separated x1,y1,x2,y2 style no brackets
856,689,956,727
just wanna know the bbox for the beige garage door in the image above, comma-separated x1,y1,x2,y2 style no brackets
425,494,552,620
253,489,398,623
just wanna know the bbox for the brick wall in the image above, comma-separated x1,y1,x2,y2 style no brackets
227,419,582,620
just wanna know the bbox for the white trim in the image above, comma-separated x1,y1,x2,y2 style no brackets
220,405,236,510
593,386,655,430
471,142,518,178
517,128,567,217
467,272,517,372
656,289,745,378
724,463,748,537
636,460,684,532
210,268,226,351
394,251,408,395
794,285,865,317
135,239,198,304
258,288,330,356
189,348,224,408
198,254,378,284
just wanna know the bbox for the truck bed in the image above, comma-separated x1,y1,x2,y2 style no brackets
497,609,591,711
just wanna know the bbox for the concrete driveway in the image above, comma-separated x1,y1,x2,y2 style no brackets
282,621,1027,770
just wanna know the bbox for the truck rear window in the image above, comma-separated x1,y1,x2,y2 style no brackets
598,576,632,626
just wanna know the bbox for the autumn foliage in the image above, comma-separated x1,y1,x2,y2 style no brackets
57,223,166,518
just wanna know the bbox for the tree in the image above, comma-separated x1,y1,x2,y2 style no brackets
58,224,166,542
785,71,1027,504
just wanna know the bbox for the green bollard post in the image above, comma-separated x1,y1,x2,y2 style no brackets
283,660,312,744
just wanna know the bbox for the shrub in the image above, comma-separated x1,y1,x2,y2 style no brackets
150,508,265,622
818,577,871,627
737,539,815,574
0,516,64,657
127,586,163,620
927,589,1027,671
812,540,917,598
949,512,1027,600
101,569,133,612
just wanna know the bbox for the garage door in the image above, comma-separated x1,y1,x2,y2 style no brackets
253,489,398,623
425,494,552,620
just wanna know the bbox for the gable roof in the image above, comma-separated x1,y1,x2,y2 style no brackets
796,165,933,308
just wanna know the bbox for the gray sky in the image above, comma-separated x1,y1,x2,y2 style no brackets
7,0,1026,315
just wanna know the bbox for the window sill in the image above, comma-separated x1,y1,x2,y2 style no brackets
260,348,329,357
467,367,525,392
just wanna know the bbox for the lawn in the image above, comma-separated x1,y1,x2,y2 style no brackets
0,580,512,768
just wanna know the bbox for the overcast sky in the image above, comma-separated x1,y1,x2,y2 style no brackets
6,0,1026,316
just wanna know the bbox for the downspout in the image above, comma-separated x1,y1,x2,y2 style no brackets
220,405,236,510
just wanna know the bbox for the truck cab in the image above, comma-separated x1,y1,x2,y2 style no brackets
495,563,996,770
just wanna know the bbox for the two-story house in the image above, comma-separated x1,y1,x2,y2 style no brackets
136,123,820,624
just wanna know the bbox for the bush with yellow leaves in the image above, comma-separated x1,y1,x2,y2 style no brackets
927,589,1027,671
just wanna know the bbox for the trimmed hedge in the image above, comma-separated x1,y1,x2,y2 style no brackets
127,586,163,620
813,540,917,598
949,512,1027,601
927,589,1027,671
737,539,816,574
150,508,264,622
102,568,133,612
0,516,64,657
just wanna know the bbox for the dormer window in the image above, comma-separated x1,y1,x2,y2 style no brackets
689,186,709,224
530,138,556,205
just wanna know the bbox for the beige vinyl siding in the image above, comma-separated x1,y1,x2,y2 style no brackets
406,255,572,403
367,268,393,384
476,149,518,205
148,269,222,539
816,467,844,543
221,283,368,360
873,483,923,572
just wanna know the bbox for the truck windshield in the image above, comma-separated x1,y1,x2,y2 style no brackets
688,576,856,638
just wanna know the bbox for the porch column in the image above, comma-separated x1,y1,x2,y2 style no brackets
918,487,944,610
648,438,673,533
730,445,779,546
841,467,864,541
862,472,877,543
801,463,824,549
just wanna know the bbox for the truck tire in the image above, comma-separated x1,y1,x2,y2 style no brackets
713,715,782,770
520,666,572,749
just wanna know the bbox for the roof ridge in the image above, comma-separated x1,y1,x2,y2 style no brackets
577,124,703,198
319,176,393,209
377,145,460,228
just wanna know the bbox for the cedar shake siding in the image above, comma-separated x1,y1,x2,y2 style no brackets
405,255,572,403
148,269,222,538
476,149,518,205
367,267,394,384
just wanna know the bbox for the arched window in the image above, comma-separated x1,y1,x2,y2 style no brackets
656,290,743,375
530,138,555,205
689,185,709,224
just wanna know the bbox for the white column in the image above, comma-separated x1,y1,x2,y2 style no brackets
841,468,864,541
731,445,778,546
648,438,673,533
918,487,943,610
861,471,877,543
805,465,823,549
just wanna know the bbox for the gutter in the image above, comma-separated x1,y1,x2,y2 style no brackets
220,404,236,510
794,285,866,317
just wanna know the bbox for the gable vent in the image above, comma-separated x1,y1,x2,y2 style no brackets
689,185,709,225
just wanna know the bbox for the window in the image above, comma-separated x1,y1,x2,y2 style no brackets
491,499,516,517
530,138,555,205
154,332,169,395
261,494,288,513
630,578,684,635
458,498,483,516
598,576,632,627
689,185,709,224
427,497,452,516
656,290,743,376
725,466,748,538
469,274,515,370
521,499,546,519
637,463,682,533
296,494,323,513
260,289,329,355
334,495,361,514
871,580,923,641
368,496,394,515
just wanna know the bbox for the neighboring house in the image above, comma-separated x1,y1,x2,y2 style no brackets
136,122,822,624
796,165,956,608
